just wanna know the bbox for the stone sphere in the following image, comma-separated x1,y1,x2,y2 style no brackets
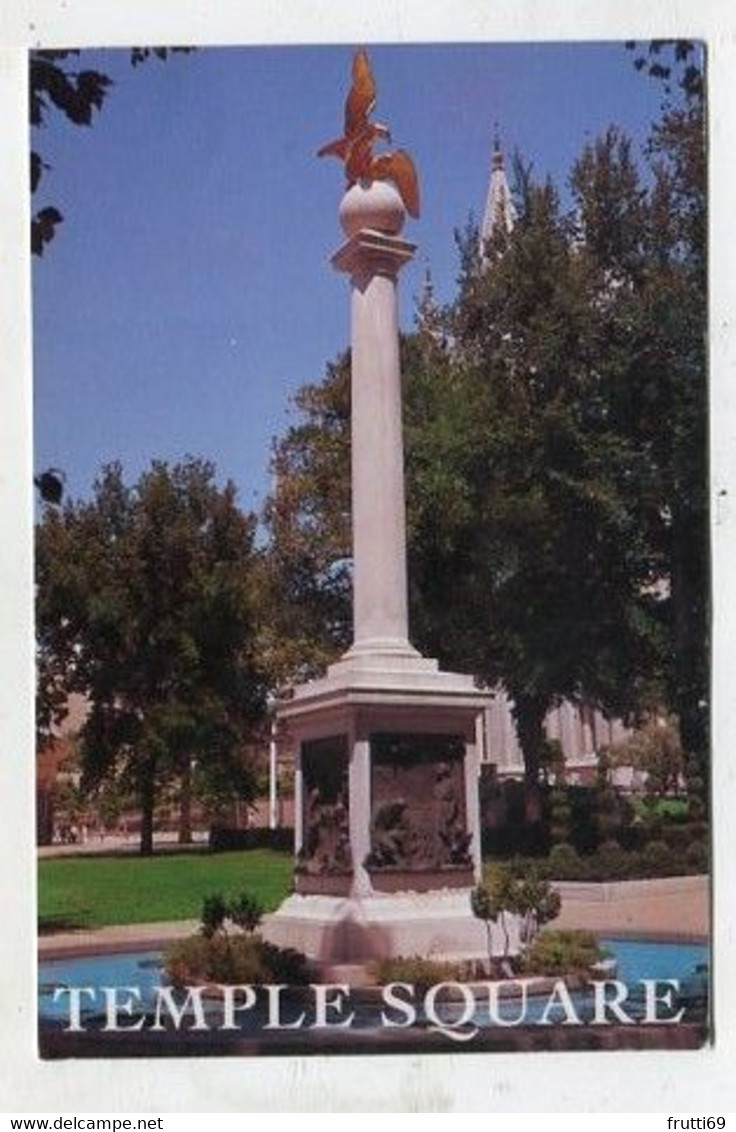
339,179,405,237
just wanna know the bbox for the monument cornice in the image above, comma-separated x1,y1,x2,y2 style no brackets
331,228,416,280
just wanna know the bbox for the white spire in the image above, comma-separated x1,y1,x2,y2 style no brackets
480,130,516,265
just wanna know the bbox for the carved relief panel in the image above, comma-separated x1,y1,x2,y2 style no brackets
367,732,470,870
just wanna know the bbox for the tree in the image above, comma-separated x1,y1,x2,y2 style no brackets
471,866,560,967
36,458,269,854
30,47,193,255
641,43,708,784
607,714,685,797
470,876,508,967
262,354,353,685
434,163,670,821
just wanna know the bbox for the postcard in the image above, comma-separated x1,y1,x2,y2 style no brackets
3,0,736,1115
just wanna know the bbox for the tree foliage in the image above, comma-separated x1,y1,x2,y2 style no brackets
414,157,673,817
36,458,268,853
607,714,685,797
30,47,193,255
262,355,353,684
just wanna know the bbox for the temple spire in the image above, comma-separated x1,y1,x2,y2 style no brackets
480,127,516,265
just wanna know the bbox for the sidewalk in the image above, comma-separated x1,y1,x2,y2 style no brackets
553,875,709,941
38,917,200,957
38,831,209,859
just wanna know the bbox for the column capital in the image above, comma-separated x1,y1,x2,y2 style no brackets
331,228,416,281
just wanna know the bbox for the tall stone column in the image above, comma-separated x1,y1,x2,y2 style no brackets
332,182,418,662
265,51,499,968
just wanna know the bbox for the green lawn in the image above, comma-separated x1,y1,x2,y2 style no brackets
38,849,293,931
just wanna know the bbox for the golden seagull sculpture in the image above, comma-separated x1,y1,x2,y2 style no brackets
318,48,420,219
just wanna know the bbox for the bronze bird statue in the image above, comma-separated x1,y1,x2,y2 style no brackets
318,48,420,219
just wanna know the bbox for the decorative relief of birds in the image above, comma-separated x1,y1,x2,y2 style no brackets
318,48,420,219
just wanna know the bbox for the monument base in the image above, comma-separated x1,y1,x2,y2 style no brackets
274,652,501,972
261,889,521,967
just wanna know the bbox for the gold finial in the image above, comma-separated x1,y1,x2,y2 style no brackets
318,48,420,219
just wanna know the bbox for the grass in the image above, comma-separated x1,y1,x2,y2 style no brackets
38,849,292,931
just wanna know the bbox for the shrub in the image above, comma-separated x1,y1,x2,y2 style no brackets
372,955,465,989
200,893,229,938
661,824,692,851
549,786,572,845
547,842,582,877
687,820,710,842
164,933,309,987
473,864,561,955
165,933,267,985
685,839,709,873
229,893,264,933
483,836,709,884
643,837,670,860
594,839,632,880
634,842,670,873
471,875,512,960
257,941,311,984
165,888,309,988
209,826,294,853
513,871,562,942
200,891,264,937
520,930,608,977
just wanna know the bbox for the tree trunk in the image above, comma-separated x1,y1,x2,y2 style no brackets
512,693,548,827
178,758,193,845
139,760,156,856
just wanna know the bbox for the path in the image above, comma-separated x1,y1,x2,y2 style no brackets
553,875,708,941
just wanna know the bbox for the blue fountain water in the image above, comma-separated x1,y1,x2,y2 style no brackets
600,937,707,984
38,937,709,1029
39,950,164,1020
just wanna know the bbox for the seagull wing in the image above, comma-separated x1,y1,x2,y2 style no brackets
371,149,421,218
344,48,376,137
317,137,349,160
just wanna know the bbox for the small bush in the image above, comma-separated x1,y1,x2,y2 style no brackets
483,835,709,885
642,839,671,871
547,842,582,877
687,796,707,822
372,955,465,989
685,839,709,872
652,798,690,821
165,933,267,985
164,885,309,988
209,826,294,853
521,930,608,977
258,940,311,984
200,893,228,938
593,840,631,880
549,785,572,845
661,824,693,852
229,893,264,933
164,933,309,987
200,891,264,937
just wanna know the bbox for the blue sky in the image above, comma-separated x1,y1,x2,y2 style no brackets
32,42,667,516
